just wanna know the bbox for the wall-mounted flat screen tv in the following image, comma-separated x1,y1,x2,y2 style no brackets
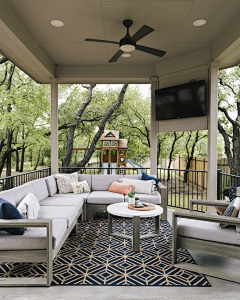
155,80,206,121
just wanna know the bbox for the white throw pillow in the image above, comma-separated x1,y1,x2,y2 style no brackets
70,182,84,195
81,180,90,192
17,193,40,230
120,178,155,195
54,172,78,194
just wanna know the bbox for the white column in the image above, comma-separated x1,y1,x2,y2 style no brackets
50,78,58,175
207,62,219,201
150,76,158,176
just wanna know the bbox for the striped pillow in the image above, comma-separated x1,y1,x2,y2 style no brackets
220,197,240,228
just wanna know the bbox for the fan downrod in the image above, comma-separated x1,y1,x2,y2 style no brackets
123,20,133,28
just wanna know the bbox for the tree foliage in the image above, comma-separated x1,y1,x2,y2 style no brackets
218,66,240,175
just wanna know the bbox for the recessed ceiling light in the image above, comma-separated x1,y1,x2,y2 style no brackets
51,20,64,27
121,53,131,58
193,19,207,27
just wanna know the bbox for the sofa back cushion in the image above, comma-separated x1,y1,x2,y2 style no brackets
124,175,142,180
92,175,123,191
30,178,49,202
0,190,15,207
78,174,92,190
12,183,35,206
45,175,57,196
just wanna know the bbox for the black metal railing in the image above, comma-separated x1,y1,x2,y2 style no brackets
0,165,208,212
0,167,51,191
157,167,207,211
217,169,240,200
59,166,151,175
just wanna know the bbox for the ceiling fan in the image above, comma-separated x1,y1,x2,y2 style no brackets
85,20,166,62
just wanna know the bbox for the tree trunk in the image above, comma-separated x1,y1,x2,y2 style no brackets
167,132,184,180
184,131,199,183
6,130,13,177
16,150,19,172
34,148,41,170
73,84,128,168
0,139,5,154
63,84,96,167
19,148,25,172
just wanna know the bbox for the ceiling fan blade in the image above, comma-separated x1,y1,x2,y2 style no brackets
85,38,119,45
136,45,166,57
130,25,154,43
109,50,123,62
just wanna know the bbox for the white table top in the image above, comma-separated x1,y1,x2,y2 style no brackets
107,202,163,218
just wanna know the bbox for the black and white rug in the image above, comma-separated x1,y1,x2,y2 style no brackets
0,218,210,286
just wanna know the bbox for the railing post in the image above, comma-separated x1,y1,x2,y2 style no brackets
49,165,51,176
217,169,222,200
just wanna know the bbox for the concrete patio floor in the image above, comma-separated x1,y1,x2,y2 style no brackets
0,209,240,300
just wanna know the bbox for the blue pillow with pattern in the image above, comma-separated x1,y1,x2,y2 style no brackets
0,198,24,235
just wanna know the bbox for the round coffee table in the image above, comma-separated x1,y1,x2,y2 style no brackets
107,202,163,252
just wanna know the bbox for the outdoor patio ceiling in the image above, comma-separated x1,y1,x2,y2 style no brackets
0,0,240,84
1,0,240,203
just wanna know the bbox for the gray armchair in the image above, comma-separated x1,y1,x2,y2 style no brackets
172,199,240,283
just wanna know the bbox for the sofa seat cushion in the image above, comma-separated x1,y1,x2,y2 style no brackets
38,206,78,227
30,178,49,202
125,191,161,204
177,218,240,245
52,192,90,202
40,197,84,210
0,219,67,250
87,191,124,204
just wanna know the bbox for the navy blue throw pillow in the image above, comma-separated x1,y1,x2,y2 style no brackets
141,172,161,186
0,198,24,235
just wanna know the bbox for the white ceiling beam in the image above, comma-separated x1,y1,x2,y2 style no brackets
56,64,155,84
211,11,240,67
0,0,55,82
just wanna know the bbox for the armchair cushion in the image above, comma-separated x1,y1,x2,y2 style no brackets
178,218,240,245
220,197,240,228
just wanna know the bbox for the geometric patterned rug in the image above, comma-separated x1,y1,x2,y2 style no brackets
0,217,211,286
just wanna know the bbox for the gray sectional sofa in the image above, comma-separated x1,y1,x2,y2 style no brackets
0,173,167,286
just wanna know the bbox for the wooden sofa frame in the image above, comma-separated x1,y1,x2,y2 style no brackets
0,206,82,287
172,199,240,283
85,182,168,221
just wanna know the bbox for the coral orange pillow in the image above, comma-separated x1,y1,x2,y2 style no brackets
109,181,134,195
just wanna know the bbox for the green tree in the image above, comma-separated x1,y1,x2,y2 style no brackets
218,66,240,175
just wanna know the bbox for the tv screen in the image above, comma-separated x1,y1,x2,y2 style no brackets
155,80,206,121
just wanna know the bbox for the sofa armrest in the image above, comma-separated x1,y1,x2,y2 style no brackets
0,219,52,228
172,210,240,226
157,182,168,221
190,199,229,212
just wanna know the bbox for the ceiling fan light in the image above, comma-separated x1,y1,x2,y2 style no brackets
121,53,131,58
120,44,135,52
